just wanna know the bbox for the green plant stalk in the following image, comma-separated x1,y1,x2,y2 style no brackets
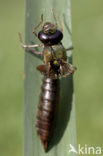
24,0,76,155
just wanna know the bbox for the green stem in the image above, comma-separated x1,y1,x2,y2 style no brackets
24,0,76,155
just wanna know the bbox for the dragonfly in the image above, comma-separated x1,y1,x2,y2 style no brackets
19,12,76,152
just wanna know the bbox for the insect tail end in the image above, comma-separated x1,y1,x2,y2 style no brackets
42,140,48,152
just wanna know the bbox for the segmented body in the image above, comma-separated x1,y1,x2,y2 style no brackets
36,77,59,151
19,17,76,152
36,29,76,152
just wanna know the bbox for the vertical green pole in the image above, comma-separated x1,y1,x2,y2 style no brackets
24,0,76,156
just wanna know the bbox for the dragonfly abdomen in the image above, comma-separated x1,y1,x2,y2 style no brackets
36,77,59,152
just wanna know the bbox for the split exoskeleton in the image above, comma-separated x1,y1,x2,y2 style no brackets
19,13,76,79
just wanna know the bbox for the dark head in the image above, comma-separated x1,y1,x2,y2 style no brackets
38,22,63,45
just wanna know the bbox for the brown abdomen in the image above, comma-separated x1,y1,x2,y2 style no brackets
36,77,59,152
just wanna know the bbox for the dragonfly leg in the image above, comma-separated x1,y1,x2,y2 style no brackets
32,14,43,37
18,33,43,55
65,45,74,51
25,48,42,55
18,33,44,49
